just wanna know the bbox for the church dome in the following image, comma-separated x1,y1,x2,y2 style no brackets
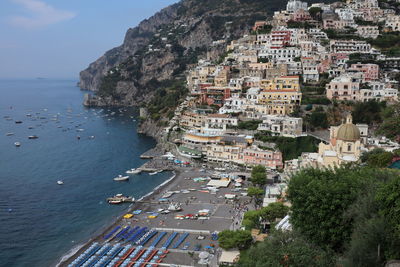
336,115,360,142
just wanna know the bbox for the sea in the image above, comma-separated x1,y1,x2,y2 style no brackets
0,79,172,267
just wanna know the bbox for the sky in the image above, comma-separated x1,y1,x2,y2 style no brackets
0,0,179,79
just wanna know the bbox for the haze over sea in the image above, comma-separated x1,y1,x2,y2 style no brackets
0,79,171,267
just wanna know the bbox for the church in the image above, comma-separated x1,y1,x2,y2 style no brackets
296,115,367,169
317,115,363,167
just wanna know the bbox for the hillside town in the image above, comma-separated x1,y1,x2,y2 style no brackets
159,0,400,173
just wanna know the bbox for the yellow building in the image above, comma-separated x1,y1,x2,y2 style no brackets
258,76,302,115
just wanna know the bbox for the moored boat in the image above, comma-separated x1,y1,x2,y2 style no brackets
57,180,64,185
126,168,141,174
6,132,14,136
113,175,129,181
106,194,134,204
28,135,39,139
14,142,21,147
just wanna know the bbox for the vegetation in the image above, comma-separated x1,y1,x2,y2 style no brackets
247,187,265,207
218,230,253,250
308,109,329,129
250,165,267,187
239,230,335,267
146,79,188,121
255,134,319,161
288,166,400,261
236,120,262,131
352,100,386,125
242,202,289,230
367,32,400,56
377,103,400,141
287,20,315,29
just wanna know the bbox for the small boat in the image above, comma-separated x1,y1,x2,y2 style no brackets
15,120,22,124
113,175,129,181
14,142,21,147
89,135,95,139
77,136,81,140
126,168,142,174
149,171,159,176
6,133,14,136
28,135,39,139
57,180,64,185
107,194,134,204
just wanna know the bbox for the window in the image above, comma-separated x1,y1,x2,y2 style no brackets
347,144,352,151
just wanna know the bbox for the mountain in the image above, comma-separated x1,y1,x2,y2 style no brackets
79,0,327,107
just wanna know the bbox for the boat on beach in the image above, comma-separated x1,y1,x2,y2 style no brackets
126,168,141,174
149,170,163,175
107,194,135,204
113,175,129,181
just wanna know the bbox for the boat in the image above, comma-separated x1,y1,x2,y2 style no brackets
106,194,135,204
57,180,64,185
6,133,14,136
28,135,39,139
149,171,158,176
126,168,141,174
113,175,129,181
14,142,21,147
15,120,22,124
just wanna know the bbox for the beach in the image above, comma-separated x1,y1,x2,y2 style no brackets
58,152,251,267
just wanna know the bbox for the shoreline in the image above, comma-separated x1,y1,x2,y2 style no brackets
56,168,179,267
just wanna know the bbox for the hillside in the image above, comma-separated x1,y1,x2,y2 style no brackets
79,0,329,107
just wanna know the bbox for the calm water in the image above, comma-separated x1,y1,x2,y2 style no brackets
0,79,171,267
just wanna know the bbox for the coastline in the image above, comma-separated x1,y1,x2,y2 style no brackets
56,167,179,267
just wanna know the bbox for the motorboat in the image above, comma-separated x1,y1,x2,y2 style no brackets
126,168,141,174
15,120,22,124
107,194,134,204
113,175,129,181
57,180,64,185
6,133,14,136
14,142,21,147
28,135,39,139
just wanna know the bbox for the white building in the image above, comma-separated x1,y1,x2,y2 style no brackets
258,115,303,137
286,0,308,12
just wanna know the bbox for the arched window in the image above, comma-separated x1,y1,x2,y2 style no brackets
348,143,352,151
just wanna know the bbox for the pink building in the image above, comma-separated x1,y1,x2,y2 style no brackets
291,9,311,21
243,148,283,169
349,63,379,81
326,75,360,101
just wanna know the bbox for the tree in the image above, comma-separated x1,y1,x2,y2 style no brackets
247,187,265,207
251,165,267,187
352,100,385,125
218,230,253,250
288,167,370,251
260,202,289,225
366,151,393,168
377,103,400,141
309,7,322,21
242,210,262,230
251,172,266,187
238,230,335,267
309,110,328,129
360,148,386,162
